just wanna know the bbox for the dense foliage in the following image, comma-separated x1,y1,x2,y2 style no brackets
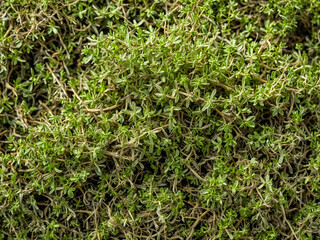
1,0,320,239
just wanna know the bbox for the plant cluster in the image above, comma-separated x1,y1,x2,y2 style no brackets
1,0,320,239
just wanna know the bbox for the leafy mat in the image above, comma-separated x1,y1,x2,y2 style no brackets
1,0,320,239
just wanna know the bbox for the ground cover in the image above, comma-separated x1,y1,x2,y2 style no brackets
1,0,320,239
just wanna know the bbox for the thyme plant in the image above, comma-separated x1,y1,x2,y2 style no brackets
1,0,320,239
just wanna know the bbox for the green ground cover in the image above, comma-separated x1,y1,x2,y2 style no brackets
1,0,320,239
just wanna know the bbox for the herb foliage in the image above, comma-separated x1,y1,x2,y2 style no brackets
1,0,320,239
